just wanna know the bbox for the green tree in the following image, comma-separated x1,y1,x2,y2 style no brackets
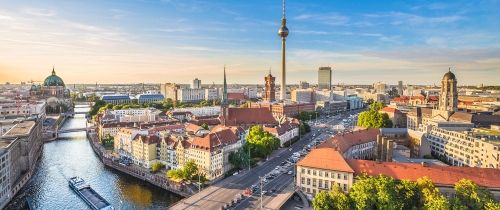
349,175,377,210
416,177,451,210
329,185,352,210
357,103,392,128
452,179,496,210
151,162,164,173
369,101,384,111
245,125,279,158
312,191,334,210
201,123,209,130
397,180,422,210
183,160,198,180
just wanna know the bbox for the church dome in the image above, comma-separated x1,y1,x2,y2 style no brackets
43,68,65,87
442,69,456,81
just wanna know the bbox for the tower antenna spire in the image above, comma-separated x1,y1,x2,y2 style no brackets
282,0,286,18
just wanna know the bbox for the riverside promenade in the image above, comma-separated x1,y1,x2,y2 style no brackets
87,131,194,197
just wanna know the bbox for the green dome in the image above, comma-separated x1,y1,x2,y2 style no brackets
43,68,65,87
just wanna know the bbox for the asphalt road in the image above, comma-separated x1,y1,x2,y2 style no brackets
170,110,361,210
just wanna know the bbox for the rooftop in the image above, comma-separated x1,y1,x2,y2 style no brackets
318,128,380,153
297,148,354,173
347,159,500,188
3,120,36,137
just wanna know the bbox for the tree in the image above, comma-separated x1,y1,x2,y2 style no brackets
245,125,279,158
151,162,164,173
329,185,352,210
397,180,422,210
166,160,199,182
416,177,450,210
183,160,198,180
452,179,496,210
357,102,392,128
349,175,377,210
312,191,334,210
229,147,252,170
100,134,114,146
369,101,384,111
201,123,209,130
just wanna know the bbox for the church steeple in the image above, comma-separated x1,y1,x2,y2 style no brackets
222,65,228,105
220,66,229,126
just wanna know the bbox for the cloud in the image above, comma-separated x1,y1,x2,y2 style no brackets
365,12,463,25
175,46,223,52
293,13,350,26
21,8,56,17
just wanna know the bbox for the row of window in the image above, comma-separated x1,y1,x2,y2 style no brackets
301,168,348,180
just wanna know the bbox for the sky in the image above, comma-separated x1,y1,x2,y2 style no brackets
0,0,499,86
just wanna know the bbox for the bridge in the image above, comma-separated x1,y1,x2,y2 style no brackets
58,126,95,134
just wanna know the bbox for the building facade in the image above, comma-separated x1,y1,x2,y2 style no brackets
263,72,276,102
318,67,332,90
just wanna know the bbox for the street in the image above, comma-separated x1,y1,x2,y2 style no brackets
170,110,361,210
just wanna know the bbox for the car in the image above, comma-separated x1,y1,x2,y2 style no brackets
233,172,239,176
262,190,268,194
287,171,293,175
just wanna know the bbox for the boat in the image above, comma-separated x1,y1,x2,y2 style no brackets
68,176,115,210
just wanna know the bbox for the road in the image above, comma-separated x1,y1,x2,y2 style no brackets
170,110,361,210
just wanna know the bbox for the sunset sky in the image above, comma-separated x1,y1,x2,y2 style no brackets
1,0,499,85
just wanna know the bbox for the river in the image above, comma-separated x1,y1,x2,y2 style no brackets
6,105,182,210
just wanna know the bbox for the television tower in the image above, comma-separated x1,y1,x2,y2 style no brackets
278,0,289,101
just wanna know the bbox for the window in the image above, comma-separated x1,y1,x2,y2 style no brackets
313,170,316,176
337,174,340,179
307,169,310,175
307,178,311,185
344,174,347,180
301,168,305,174
301,177,305,184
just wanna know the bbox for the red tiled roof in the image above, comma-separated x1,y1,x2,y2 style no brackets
380,107,396,113
189,118,221,126
185,123,203,133
190,127,239,151
347,159,500,188
224,107,277,126
318,128,379,153
228,92,246,100
264,122,298,136
298,148,354,173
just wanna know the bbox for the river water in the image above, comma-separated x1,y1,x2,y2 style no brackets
6,105,182,210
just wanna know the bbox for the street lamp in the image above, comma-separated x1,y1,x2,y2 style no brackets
260,176,263,210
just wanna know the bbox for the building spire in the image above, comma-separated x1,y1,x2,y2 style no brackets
222,65,228,105
282,0,286,18
52,66,56,75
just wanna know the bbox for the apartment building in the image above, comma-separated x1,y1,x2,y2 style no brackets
426,126,500,168
131,135,159,168
297,148,355,197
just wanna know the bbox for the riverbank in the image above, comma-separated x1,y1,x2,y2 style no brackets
86,131,193,197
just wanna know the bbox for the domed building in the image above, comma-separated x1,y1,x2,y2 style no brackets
30,67,69,99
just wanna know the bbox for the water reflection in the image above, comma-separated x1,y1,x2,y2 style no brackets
6,106,182,210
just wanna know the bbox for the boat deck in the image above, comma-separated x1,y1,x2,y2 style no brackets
80,187,111,209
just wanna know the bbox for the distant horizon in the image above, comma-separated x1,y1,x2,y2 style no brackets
1,0,499,85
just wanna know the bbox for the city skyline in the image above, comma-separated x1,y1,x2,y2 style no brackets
1,0,499,85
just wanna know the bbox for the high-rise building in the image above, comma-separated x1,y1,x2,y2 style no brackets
263,71,276,102
397,81,403,96
278,0,289,101
439,68,458,112
191,78,201,89
318,66,332,90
